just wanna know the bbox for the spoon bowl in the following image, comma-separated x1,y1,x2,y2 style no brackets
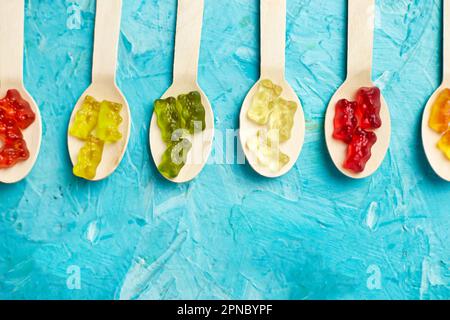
239,79,305,178
67,82,131,181
66,0,129,181
150,82,214,183
149,0,213,183
0,85,42,184
239,0,305,178
422,85,450,181
325,74,391,179
324,0,391,178
421,0,450,182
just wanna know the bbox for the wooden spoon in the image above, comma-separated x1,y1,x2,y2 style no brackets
0,0,42,184
239,0,306,178
422,0,450,182
324,0,391,179
149,0,214,183
67,0,130,181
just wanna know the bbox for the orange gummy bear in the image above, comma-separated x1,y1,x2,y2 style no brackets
429,89,450,133
437,130,450,160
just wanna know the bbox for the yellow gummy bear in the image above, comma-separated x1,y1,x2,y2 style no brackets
437,130,450,160
268,97,297,143
246,129,290,172
429,88,450,133
69,96,100,140
95,100,123,143
73,135,104,180
247,79,282,125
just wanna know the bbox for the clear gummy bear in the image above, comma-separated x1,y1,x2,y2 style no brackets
268,97,297,143
246,129,290,172
247,79,282,125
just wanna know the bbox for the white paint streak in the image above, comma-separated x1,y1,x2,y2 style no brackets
119,231,188,300
365,202,378,231
85,221,99,244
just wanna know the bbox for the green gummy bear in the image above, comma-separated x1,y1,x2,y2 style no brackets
158,138,192,179
177,91,206,134
95,100,123,143
154,91,206,179
154,97,183,144
69,95,100,140
247,79,282,125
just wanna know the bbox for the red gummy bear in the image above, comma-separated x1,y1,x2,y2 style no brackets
0,110,23,141
333,99,358,143
333,86,383,173
343,127,377,173
0,89,36,130
0,138,30,168
0,90,34,169
356,87,382,130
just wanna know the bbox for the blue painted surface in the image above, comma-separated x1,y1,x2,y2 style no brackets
0,0,449,300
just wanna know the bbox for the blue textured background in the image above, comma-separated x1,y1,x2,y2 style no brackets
0,0,448,300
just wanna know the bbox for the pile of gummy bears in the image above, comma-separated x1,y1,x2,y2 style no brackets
333,87,382,173
429,89,450,160
246,79,297,172
154,91,206,179
0,90,36,168
69,95,123,180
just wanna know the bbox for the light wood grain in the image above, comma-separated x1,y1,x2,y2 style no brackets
0,0,42,184
260,0,285,82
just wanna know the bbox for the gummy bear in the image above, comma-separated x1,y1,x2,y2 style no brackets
158,138,192,179
154,97,183,144
0,89,36,130
248,79,282,125
0,139,30,169
429,88,450,134
0,110,30,168
177,91,206,134
154,91,207,179
0,95,33,169
343,127,377,173
69,96,100,140
356,87,382,130
268,98,297,143
437,130,450,160
0,110,23,141
246,130,290,172
333,99,358,143
95,100,123,142
73,135,104,180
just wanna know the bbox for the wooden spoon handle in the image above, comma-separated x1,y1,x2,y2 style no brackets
0,0,24,86
92,0,122,83
347,0,375,81
173,0,205,84
260,0,286,82
444,0,450,81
